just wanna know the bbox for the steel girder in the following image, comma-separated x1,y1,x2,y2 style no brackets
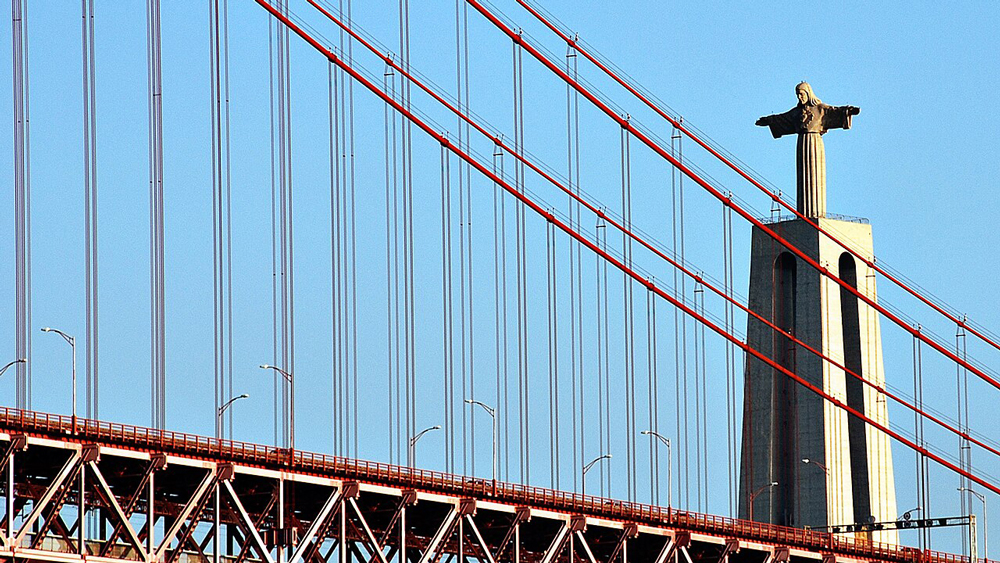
0,430,885,563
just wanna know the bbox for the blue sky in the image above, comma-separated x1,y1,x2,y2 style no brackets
1,0,998,554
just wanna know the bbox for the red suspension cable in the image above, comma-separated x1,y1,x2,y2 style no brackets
254,0,1000,496
463,0,1000,399
306,0,1000,464
515,0,1000,360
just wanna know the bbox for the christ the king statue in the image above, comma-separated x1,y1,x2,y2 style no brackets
756,82,860,218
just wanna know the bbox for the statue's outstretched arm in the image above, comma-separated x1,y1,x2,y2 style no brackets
757,107,798,138
822,104,861,131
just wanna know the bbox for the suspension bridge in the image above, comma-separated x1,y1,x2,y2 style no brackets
2,1,998,562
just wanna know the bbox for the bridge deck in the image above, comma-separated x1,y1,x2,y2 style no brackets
0,407,970,563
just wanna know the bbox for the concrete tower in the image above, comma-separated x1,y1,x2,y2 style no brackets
742,85,896,543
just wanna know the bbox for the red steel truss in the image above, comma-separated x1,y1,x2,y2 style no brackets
0,408,973,563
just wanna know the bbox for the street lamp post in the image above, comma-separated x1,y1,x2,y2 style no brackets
408,425,441,468
959,487,988,560
41,327,76,426
260,364,294,450
465,399,497,482
642,430,673,509
0,358,27,379
582,454,612,496
216,393,249,438
749,481,778,522
801,458,830,475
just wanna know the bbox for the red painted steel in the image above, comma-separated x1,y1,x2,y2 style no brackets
463,0,1000,400
515,0,1000,362
0,407,977,563
305,0,1000,466
256,0,1000,497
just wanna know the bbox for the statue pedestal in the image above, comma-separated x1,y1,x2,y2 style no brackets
738,217,897,544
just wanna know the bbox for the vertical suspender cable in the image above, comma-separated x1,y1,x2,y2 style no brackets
442,142,455,472
957,321,970,553
646,288,655,503
670,125,683,507
699,281,708,509
398,0,416,463
455,0,474,476
621,124,635,502
595,213,608,496
601,215,611,495
493,143,510,481
146,0,165,429
331,21,342,454
347,0,359,459
492,143,508,480
913,330,928,550
222,0,234,439
512,39,529,484
12,0,32,409
381,63,395,463
565,43,579,492
545,223,559,490
565,42,584,492
210,0,234,439
724,199,737,515
383,63,403,463
82,0,99,419
210,0,222,437
278,0,294,447
269,17,279,444
333,58,343,454
693,278,703,511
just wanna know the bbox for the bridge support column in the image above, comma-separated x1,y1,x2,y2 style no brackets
739,217,896,543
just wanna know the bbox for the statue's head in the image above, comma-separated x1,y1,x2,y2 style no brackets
795,82,820,106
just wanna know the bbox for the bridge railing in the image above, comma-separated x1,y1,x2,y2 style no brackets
0,407,981,563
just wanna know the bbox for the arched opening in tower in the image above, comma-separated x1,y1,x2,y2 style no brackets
839,252,871,524
772,252,797,525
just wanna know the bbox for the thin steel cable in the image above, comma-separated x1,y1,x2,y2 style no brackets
552,223,559,488
694,279,702,511
146,0,165,429
313,0,1000,486
222,0,234,440
270,2,1000,502
512,40,529,484
381,63,394,463
82,0,99,420
268,16,279,446
210,0,222,437
442,142,455,472
455,0,469,476
12,0,32,409
565,43,581,492
620,124,635,502
346,0,359,460
492,143,506,480
595,215,607,496
333,60,344,455
331,30,342,454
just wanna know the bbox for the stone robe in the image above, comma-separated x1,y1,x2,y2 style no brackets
759,104,855,218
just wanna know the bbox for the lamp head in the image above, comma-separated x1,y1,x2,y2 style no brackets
259,364,270,369
431,425,442,430
41,327,51,332
770,481,778,486
238,393,249,399
802,458,810,464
